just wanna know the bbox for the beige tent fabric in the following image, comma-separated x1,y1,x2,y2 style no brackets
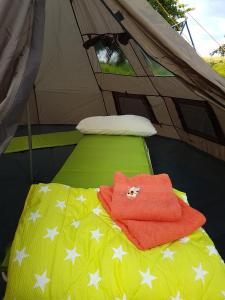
105,0,225,103
211,104,225,136
84,36,102,73
150,77,203,100
119,43,147,76
34,0,107,123
146,96,173,126
72,0,123,35
96,73,158,95
5,0,223,160
102,91,118,115
187,134,225,161
0,48,30,122
130,41,155,77
0,0,45,154
154,123,180,140
0,1,32,104
146,96,181,139
34,91,106,124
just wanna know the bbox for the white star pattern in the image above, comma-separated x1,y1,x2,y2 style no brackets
94,188,100,192
140,268,157,288
182,194,188,202
171,291,182,300
207,245,218,256
92,206,102,216
115,294,126,300
39,186,51,193
14,248,29,266
90,229,104,241
162,248,175,260
71,220,80,228
44,227,59,241
75,195,86,202
28,210,41,223
33,270,50,293
192,263,208,283
199,228,207,235
88,270,102,289
112,222,121,231
112,246,127,262
179,237,190,244
221,291,225,300
65,248,80,264
56,200,66,210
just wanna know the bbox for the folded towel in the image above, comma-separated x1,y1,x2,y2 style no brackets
110,172,182,221
98,173,206,250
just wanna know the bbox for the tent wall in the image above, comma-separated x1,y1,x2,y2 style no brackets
16,0,225,161
72,0,123,35
104,0,225,101
32,0,107,124
0,0,45,154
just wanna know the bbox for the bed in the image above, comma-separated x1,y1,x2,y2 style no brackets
3,134,225,299
52,134,153,187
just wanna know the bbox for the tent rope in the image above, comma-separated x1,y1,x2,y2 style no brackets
154,0,225,53
187,12,225,53
154,0,177,26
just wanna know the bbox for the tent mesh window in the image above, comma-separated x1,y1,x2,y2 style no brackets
140,47,174,77
113,92,158,124
94,39,135,76
174,98,225,144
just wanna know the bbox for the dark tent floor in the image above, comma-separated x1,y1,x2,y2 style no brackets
1,126,225,297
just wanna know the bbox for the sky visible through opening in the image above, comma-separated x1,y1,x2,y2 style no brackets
179,0,225,57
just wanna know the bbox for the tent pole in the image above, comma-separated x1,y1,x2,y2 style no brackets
26,102,33,184
185,19,196,50
179,20,186,36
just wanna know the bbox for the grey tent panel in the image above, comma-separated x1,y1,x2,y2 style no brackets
0,0,45,154
0,0,225,160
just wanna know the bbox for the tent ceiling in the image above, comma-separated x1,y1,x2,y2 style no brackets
0,0,225,160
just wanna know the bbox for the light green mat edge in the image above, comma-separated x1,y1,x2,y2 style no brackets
4,130,83,153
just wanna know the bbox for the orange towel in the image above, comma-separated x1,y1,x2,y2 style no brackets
110,172,182,221
98,173,206,250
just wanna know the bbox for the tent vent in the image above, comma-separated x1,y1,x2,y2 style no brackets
174,98,225,144
114,11,124,22
113,92,158,124
95,40,135,76
139,47,174,77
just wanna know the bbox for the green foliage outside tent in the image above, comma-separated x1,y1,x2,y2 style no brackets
211,44,225,57
147,0,225,79
209,44,225,78
147,0,192,29
99,63,135,76
94,0,193,76
94,0,225,79
204,57,225,78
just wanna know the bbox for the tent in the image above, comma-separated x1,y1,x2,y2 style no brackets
1,1,225,298
0,0,225,160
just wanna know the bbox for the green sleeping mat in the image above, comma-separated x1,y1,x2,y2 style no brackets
4,130,83,153
53,134,153,188
1,134,153,272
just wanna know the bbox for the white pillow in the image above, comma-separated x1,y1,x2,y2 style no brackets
76,115,157,137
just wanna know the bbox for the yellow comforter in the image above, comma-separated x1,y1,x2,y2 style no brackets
4,183,225,299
